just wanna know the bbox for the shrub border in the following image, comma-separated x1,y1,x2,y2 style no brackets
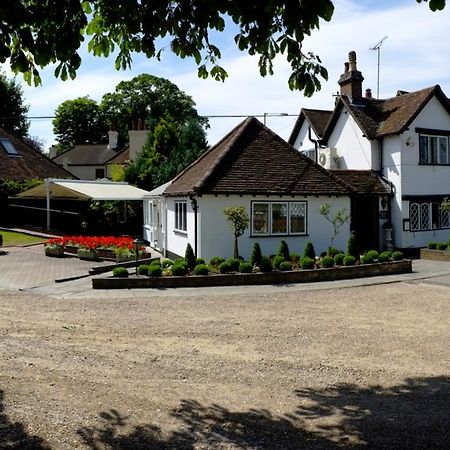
92,260,412,289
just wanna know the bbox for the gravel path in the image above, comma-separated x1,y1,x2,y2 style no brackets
0,281,449,449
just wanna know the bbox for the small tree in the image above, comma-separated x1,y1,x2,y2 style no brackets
184,243,196,270
319,203,349,253
223,206,249,259
347,232,359,258
277,240,290,261
250,242,262,267
303,241,316,259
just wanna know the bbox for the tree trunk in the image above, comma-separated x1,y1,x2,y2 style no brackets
234,236,239,259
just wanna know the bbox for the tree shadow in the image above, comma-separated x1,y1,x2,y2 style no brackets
0,389,50,449
78,376,450,449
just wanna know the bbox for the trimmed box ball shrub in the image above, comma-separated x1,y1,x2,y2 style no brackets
427,242,438,249
334,253,345,266
172,262,188,276
300,256,314,270
277,240,290,261
219,261,232,274
138,264,150,276
321,255,334,268
239,261,253,273
343,255,356,266
259,256,273,273
185,243,196,270
378,251,391,263
210,256,225,266
196,257,205,265
366,250,379,261
279,261,292,271
272,255,285,270
149,264,162,277
194,264,209,275
303,241,316,259
392,251,403,261
360,253,374,264
226,257,240,272
113,267,128,277
437,242,448,250
150,260,161,267
162,258,174,268
250,242,262,267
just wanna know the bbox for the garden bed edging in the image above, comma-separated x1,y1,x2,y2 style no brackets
420,248,450,262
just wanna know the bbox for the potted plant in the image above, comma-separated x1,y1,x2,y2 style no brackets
114,246,134,263
44,238,64,257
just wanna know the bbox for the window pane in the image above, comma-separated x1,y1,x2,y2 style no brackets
0,138,18,155
182,203,187,231
419,136,429,164
272,203,287,234
441,208,450,228
410,203,420,231
439,137,448,164
431,136,438,164
290,202,306,233
253,203,269,234
420,203,430,230
431,202,440,229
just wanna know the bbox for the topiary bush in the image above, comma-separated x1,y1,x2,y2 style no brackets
300,256,315,270
303,241,316,259
347,233,359,258
259,256,272,272
226,257,240,272
250,242,262,267
366,250,379,260
162,258,174,268
437,242,448,250
209,256,225,266
239,261,253,273
149,260,161,268
343,255,356,266
334,253,345,266
272,255,285,270
113,267,128,277
392,251,403,261
378,251,391,263
149,264,162,277
279,261,292,271
321,255,334,268
196,257,205,265
219,261,232,274
277,240,290,261
360,253,374,264
138,264,150,276
327,247,341,258
427,242,438,249
172,261,188,276
184,243,196,270
194,264,209,275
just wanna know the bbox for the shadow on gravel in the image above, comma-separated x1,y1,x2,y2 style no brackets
0,389,50,449
78,376,450,449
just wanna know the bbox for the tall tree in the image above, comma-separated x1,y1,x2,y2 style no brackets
0,1,443,95
52,96,107,153
0,71,29,137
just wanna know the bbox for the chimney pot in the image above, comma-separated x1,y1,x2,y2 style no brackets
365,88,372,98
344,62,349,73
348,51,357,71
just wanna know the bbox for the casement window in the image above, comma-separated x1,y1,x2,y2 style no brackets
409,201,450,231
252,201,307,236
418,134,450,165
174,201,187,232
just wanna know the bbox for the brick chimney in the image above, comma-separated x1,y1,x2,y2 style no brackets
338,51,364,102
128,119,149,161
107,129,119,150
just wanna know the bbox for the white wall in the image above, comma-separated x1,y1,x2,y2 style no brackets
292,121,317,152
65,165,106,180
328,110,376,170
196,195,351,261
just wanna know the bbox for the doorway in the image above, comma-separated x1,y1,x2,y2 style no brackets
351,196,380,252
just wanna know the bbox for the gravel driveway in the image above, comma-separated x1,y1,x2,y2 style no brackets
0,281,449,449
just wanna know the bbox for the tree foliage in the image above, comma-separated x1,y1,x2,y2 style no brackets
1,1,443,95
0,71,29,137
52,96,107,153
223,206,249,259
319,203,350,250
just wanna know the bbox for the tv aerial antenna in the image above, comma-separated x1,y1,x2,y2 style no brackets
370,35,388,99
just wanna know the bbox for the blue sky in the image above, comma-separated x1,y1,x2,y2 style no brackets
4,0,450,150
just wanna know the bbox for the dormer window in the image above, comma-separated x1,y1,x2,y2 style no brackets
0,138,19,157
417,128,450,165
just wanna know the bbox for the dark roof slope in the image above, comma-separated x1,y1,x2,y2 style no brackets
0,128,74,181
53,143,125,166
330,170,391,195
288,108,332,145
324,86,447,141
164,117,351,197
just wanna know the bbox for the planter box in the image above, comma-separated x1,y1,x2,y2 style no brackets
77,249,99,261
45,246,64,257
420,248,450,262
92,260,412,290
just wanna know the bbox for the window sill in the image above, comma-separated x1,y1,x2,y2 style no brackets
173,229,188,236
250,233,308,238
418,162,450,166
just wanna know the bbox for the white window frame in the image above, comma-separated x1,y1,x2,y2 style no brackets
409,200,450,231
174,201,187,232
419,134,450,165
251,201,307,236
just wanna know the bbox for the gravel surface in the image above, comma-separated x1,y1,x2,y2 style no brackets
0,282,449,449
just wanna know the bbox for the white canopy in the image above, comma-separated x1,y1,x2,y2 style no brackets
17,179,150,201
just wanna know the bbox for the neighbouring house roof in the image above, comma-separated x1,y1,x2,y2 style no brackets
330,170,391,196
0,127,74,181
164,117,352,197
105,146,130,165
52,143,127,166
323,85,450,142
288,108,333,145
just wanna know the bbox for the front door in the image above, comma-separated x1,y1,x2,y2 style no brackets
351,196,379,252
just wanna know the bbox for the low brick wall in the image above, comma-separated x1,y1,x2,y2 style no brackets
420,248,450,262
92,260,412,290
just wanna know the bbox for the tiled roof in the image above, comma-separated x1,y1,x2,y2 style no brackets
288,108,332,145
164,117,351,197
53,143,125,166
326,86,447,141
105,146,130,165
330,170,391,195
0,128,74,181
